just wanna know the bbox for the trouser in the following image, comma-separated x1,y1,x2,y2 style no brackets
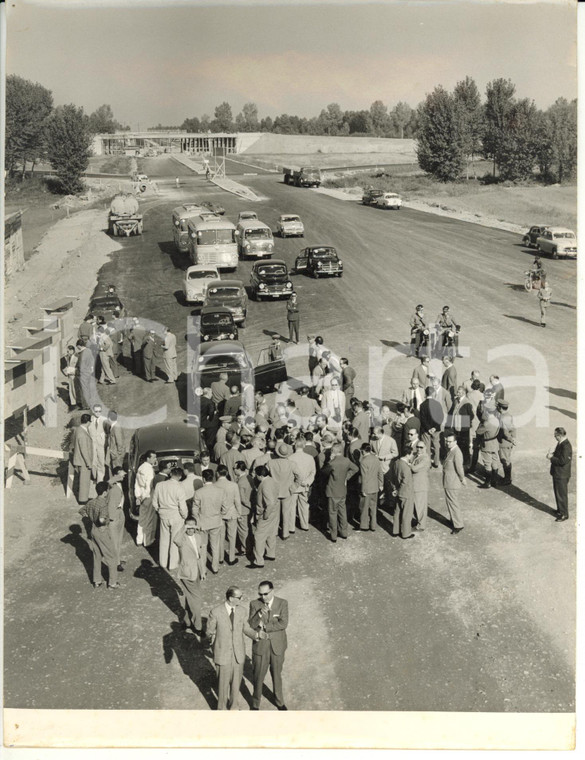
553,478,569,518
221,518,238,563
359,492,377,530
413,490,428,529
455,431,471,469
252,647,285,709
470,436,481,472
68,376,77,406
444,487,464,529
480,449,500,482
202,526,222,572
392,495,414,537
137,496,158,547
217,657,244,710
144,355,156,381
236,510,251,553
158,512,185,570
328,496,348,540
293,489,310,530
76,465,92,503
499,447,513,485
109,510,125,566
163,356,177,382
280,495,295,538
540,300,549,325
422,430,441,467
253,512,279,566
99,353,116,383
132,349,143,376
91,528,118,585
288,321,299,343
179,577,202,630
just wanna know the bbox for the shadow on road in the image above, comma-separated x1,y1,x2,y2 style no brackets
551,301,576,310
134,558,184,618
504,314,541,327
546,405,576,420
61,524,93,583
505,283,529,292
546,386,577,401
158,241,187,271
427,507,453,530
242,655,277,708
162,621,217,709
498,485,557,518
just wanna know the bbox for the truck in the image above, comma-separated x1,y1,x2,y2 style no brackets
108,193,143,237
282,165,322,188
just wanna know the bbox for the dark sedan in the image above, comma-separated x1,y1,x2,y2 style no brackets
294,246,343,278
250,259,293,300
202,201,225,216
200,305,239,342
86,295,126,323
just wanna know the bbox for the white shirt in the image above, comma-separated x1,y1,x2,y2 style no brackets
187,533,199,557
135,461,155,500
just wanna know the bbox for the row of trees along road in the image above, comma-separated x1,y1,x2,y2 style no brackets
5,75,128,194
417,76,577,183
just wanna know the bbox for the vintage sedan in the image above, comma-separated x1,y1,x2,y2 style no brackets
182,264,220,305
128,422,204,512
294,246,343,278
199,305,239,342
250,259,293,300
522,225,549,249
203,279,248,326
190,340,287,396
374,192,402,210
361,187,384,205
237,211,258,224
276,214,305,238
86,294,126,323
201,200,225,216
536,227,577,259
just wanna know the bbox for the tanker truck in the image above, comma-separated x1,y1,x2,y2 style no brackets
108,193,143,237
282,166,322,188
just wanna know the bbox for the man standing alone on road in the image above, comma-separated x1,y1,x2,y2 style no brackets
546,427,572,522
248,581,289,711
107,466,127,573
538,280,552,327
207,586,258,710
173,518,206,634
80,481,120,589
441,431,466,535
286,292,300,344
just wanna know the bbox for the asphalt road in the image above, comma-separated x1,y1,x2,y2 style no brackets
4,172,576,712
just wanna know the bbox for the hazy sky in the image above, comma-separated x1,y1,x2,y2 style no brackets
6,0,577,128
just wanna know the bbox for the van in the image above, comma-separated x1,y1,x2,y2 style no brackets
236,220,274,260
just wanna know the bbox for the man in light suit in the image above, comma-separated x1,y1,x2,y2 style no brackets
358,442,383,531
402,376,425,412
192,469,223,573
250,465,279,568
248,580,289,710
441,431,466,534
410,441,431,530
73,414,94,504
162,326,177,384
88,404,108,483
320,377,346,430
174,519,207,634
207,586,258,710
390,452,416,539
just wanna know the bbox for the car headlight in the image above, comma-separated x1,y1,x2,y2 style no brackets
244,243,250,249
268,243,273,250
190,232,196,238
338,260,343,266
229,333,235,339
286,282,292,289
203,334,210,341
174,220,180,227
259,283,267,290
317,261,323,268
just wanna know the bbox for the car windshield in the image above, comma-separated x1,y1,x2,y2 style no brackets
188,270,217,280
311,248,337,260
207,287,241,298
199,353,247,370
282,216,299,223
245,228,271,240
257,264,287,277
554,232,575,239
90,297,121,308
197,229,236,245
202,313,233,326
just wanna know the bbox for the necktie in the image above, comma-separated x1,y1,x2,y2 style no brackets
230,608,234,628
412,392,418,410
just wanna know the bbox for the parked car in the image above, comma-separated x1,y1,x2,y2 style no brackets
203,279,248,325
536,227,577,259
362,187,384,205
522,225,549,249
250,259,293,300
276,214,305,238
128,422,204,512
86,294,126,322
182,264,220,305
190,340,287,396
201,200,225,215
294,246,343,278
199,306,239,342
374,192,402,210
237,211,258,224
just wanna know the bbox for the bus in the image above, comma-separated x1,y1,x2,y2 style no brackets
187,216,238,271
172,204,208,253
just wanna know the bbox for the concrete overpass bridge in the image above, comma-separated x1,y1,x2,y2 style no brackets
93,131,261,156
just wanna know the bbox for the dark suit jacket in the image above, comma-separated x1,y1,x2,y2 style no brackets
550,439,572,480
73,425,93,469
359,452,383,494
441,365,458,399
321,456,359,498
419,398,444,433
390,458,414,499
249,596,288,656
447,400,474,433
107,423,126,468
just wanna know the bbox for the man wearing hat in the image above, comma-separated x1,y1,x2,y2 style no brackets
142,329,158,382
269,441,301,540
497,400,516,486
469,388,497,474
409,304,427,358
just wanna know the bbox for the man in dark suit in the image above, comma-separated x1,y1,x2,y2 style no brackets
400,407,421,456
248,580,289,710
207,585,257,709
441,356,458,402
547,427,572,522
419,387,444,469
106,411,126,472
321,442,359,542
358,442,383,531
72,414,94,504
250,465,279,568
174,519,206,633
142,329,158,382
192,469,223,573
447,386,475,470
390,452,416,539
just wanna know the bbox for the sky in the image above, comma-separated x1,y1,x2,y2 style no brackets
6,0,577,129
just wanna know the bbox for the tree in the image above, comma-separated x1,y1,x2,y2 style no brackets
241,102,259,132
273,114,300,134
497,98,540,181
181,117,201,133
45,104,93,194
369,100,390,136
5,75,53,177
88,104,121,134
259,116,273,132
316,103,344,135
200,114,211,131
390,102,413,139
416,86,465,181
544,97,578,182
213,102,233,132
453,76,483,178
483,78,516,176
346,110,373,134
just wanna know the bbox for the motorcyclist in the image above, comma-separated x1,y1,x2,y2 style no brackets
530,257,546,283
409,304,427,357
435,305,461,357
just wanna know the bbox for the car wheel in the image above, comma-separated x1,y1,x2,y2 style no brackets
552,248,559,259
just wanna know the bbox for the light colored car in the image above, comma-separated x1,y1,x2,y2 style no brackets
536,227,577,259
276,214,305,238
374,192,402,210
237,211,258,224
182,264,220,304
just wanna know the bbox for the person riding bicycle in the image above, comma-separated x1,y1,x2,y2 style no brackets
435,305,461,357
409,304,427,357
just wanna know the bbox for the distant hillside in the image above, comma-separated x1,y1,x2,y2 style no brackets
240,133,416,160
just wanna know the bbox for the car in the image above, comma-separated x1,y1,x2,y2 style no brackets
127,422,204,512
374,192,402,210
190,339,287,397
361,187,384,205
237,211,258,224
522,225,550,249
201,201,225,215
199,306,239,342
203,279,248,326
294,246,343,278
182,264,220,304
249,259,293,300
276,214,305,238
86,294,126,322
536,227,577,259
132,173,148,182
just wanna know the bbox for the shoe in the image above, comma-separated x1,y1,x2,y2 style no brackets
117,564,125,572
277,704,288,711
478,482,491,489
93,582,103,589
370,528,376,532
265,556,276,562
432,463,439,469
330,538,337,543
251,707,259,711
108,582,121,589
541,324,546,328
555,515,568,522
402,534,416,540
299,527,309,531
227,558,239,566
210,569,219,574
247,563,264,569
236,550,246,556
289,531,295,534
451,527,464,535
